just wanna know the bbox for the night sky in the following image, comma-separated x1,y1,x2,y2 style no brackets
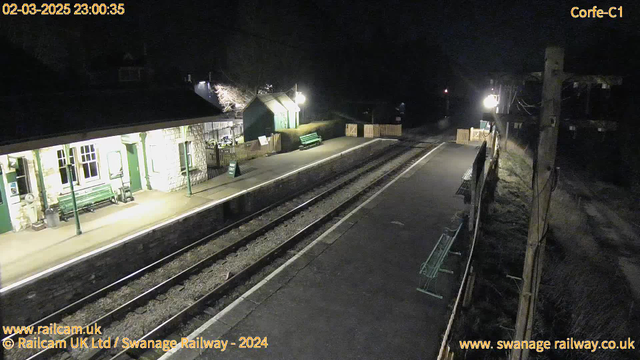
2,0,639,122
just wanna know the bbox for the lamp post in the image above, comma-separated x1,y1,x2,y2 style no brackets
181,126,192,196
64,144,82,235
295,89,306,127
444,88,450,117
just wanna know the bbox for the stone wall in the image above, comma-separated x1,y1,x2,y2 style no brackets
1,139,392,325
146,125,207,192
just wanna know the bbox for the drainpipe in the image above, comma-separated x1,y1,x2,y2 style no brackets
34,149,48,212
139,132,152,190
64,144,82,235
181,126,192,196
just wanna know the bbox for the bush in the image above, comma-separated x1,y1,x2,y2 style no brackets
277,119,345,152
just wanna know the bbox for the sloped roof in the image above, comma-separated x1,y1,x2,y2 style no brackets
249,92,299,114
0,87,221,153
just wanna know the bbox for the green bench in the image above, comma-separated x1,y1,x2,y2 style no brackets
58,183,117,221
299,132,322,150
417,222,463,299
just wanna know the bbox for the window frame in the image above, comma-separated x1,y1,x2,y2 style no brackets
57,148,78,186
15,157,31,197
80,144,100,181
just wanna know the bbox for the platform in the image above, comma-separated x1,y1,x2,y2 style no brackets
165,142,478,360
0,137,391,288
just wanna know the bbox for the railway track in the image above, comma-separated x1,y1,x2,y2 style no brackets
6,140,436,360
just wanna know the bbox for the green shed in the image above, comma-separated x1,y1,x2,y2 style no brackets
242,93,300,141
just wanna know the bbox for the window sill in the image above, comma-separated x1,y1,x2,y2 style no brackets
180,168,200,176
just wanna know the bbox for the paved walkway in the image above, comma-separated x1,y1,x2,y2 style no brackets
166,143,478,360
0,137,388,288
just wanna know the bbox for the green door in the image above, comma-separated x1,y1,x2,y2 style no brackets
0,170,13,234
126,144,142,192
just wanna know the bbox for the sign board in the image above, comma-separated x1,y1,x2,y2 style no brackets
258,135,269,146
228,161,241,178
9,182,18,196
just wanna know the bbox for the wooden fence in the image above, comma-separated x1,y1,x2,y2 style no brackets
353,124,402,138
206,134,281,178
438,127,500,360
345,123,358,137
364,124,381,138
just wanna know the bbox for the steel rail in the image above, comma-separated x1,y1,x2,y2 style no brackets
111,146,430,360
23,144,414,360
2,141,404,347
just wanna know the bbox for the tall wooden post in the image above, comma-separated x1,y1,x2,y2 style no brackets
511,47,564,360
505,122,510,152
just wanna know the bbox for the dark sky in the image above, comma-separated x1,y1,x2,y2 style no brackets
315,0,640,72
2,0,639,84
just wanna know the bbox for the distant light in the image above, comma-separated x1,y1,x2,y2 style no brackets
295,92,306,104
444,89,448,93
197,81,205,88
483,95,499,109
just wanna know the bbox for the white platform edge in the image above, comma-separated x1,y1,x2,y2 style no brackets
160,141,446,359
1,138,397,293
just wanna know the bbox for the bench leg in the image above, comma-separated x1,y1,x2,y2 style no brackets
439,268,454,274
416,287,444,299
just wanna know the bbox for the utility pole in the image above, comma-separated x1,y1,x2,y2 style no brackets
511,47,564,360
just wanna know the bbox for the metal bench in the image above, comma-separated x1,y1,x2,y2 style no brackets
299,132,322,149
456,167,473,203
417,222,463,299
58,183,117,221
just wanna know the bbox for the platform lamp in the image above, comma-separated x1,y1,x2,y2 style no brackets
64,144,82,235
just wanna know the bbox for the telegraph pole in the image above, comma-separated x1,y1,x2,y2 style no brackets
511,46,564,360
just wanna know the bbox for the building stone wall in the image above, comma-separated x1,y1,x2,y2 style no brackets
146,124,207,192
1,123,207,232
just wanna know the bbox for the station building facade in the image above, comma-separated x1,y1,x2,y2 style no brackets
0,88,221,234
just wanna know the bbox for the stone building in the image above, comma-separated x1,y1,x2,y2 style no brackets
0,88,220,233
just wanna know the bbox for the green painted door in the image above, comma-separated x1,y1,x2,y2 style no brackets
126,144,142,192
0,171,13,234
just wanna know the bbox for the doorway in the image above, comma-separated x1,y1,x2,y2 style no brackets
125,144,142,192
0,170,13,234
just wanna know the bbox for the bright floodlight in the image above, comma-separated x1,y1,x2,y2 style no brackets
295,92,306,104
444,89,448,93
483,94,498,109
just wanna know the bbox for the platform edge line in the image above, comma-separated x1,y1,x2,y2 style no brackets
1,138,395,293
160,141,446,359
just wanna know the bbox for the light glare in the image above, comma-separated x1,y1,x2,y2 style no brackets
483,95,499,109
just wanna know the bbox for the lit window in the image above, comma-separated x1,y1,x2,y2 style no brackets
178,142,192,172
80,144,100,180
15,157,31,196
57,148,78,185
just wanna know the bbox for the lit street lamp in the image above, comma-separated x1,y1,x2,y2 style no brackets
295,91,306,127
483,94,499,109
444,88,449,117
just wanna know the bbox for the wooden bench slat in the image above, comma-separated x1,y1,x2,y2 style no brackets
58,184,115,219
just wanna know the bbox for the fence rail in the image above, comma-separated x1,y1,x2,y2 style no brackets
438,127,500,360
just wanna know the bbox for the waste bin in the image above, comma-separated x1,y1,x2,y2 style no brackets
45,207,60,228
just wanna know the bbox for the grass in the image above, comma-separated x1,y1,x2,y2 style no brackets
450,150,532,359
